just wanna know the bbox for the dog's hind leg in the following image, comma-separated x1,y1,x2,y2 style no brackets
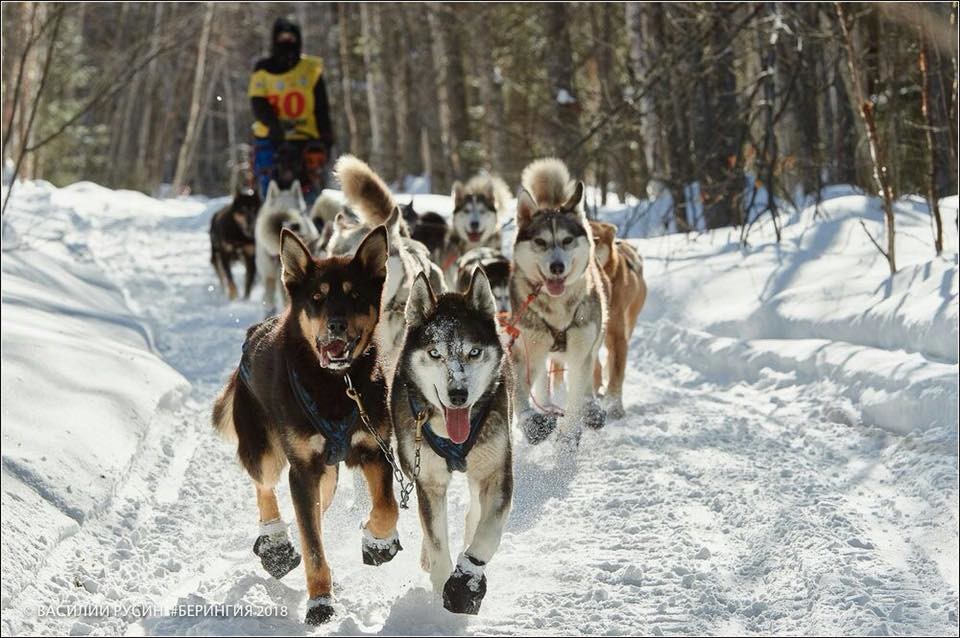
357,449,401,566
262,274,277,315
211,248,229,297
242,245,257,300
416,478,453,594
445,463,512,615
603,320,628,420
218,250,238,300
289,463,337,625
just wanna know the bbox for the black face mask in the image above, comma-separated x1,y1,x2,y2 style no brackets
274,40,300,65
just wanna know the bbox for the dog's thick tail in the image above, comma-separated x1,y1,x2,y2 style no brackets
521,158,572,209
212,373,239,442
335,155,396,226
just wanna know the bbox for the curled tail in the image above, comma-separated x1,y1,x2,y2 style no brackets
334,155,396,226
521,158,572,209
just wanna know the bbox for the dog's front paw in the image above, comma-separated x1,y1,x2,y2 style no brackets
442,554,487,615
519,409,557,445
361,525,402,566
582,398,606,430
305,596,335,625
253,533,301,580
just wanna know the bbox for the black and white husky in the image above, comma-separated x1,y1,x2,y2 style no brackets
390,269,513,615
510,158,608,451
255,179,318,315
437,175,511,286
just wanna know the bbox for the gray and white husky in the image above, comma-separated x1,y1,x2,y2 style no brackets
390,268,513,615
255,179,318,315
330,156,446,375
510,158,608,452
438,174,511,286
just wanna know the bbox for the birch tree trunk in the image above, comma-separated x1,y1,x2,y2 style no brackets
544,3,582,174
337,3,360,156
172,2,214,195
836,2,896,274
360,3,388,175
135,2,163,189
427,6,459,182
919,28,944,255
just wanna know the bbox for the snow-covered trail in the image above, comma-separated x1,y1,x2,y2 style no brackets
2,197,957,636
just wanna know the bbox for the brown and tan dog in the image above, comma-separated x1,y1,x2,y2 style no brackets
590,221,646,419
212,226,401,626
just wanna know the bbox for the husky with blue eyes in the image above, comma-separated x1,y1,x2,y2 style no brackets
389,268,513,616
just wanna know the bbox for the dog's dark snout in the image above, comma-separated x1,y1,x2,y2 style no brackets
327,317,348,335
470,221,480,231
448,387,468,407
549,261,565,275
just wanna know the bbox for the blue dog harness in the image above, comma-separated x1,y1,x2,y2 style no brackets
237,322,357,466
405,386,495,473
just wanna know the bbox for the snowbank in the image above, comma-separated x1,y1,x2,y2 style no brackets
628,189,958,436
1,181,188,606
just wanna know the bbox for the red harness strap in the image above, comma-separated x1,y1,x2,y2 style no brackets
441,250,460,273
498,283,542,351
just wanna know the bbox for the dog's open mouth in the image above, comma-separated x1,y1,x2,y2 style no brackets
317,336,359,369
544,276,567,296
466,231,483,243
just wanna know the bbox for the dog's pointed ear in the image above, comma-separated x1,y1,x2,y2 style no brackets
290,180,306,210
466,266,497,318
452,181,465,210
562,181,584,213
352,225,388,281
280,228,312,289
516,187,537,227
405,271,436,327
266,180,279,202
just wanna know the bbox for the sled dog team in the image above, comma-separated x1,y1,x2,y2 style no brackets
211,156,646,624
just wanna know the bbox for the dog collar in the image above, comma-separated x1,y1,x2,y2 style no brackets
405,385,495,473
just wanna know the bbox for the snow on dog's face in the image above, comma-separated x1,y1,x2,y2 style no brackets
279,226,388,370
513,181,592,297
452,182,499,248
402,269,502,444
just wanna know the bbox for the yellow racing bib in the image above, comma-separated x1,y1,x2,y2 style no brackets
248,55,323,140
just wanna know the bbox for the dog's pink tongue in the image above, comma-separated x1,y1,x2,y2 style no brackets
443,406,471,444
546,279,566,296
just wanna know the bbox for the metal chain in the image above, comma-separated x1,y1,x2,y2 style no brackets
343,373,425,510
